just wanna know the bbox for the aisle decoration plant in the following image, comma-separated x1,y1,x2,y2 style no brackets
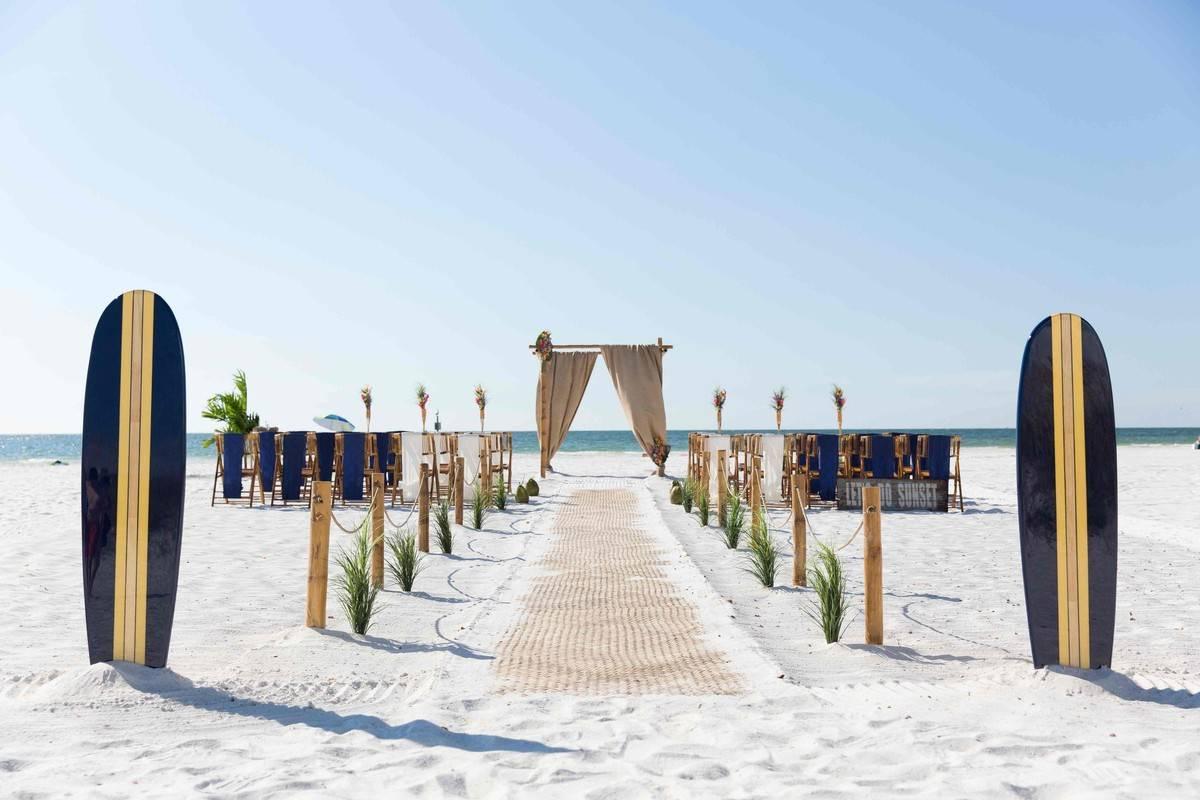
806,541,851,643
722,488,744,549
771,387,786,432
434,498,453,554
471,477,492,530
336,520,383,633
415,384,431,432
697,487,711,526
493,476,508,510
681,477,697,513
386,528,424,593
713,387,727,432
745,505,780,587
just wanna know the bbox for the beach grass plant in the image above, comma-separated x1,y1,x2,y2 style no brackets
745,505,780,587
434,498,453,554
697,489,711,526
386,528,424,593
722,489,745,549
806,541,851,643
681,478,697,513
493,477,508,510
471,478,491,530
334,520,382,634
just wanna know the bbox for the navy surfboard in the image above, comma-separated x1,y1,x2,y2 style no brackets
82,290,186,668
1016,313,1117,669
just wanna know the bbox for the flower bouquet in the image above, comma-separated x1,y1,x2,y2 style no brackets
416,383,430,432
713,387,727,432
533,330,553,363
832,385,846,437
475,384,487,432
771,387,786,432
650,435,671,477
361,385,373,433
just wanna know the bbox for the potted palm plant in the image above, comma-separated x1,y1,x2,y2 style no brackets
201,370,260,447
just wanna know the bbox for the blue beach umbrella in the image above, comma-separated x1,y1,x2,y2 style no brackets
313,414,355,432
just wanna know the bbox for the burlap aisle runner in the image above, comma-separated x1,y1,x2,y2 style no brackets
494,488,741,694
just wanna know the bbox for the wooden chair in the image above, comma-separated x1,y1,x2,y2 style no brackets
894,434,913,479
257,430,281,504
333,432,371,504
211,432,259,506
949,435,963,511
858,435,874,479
914,434,930,480
485,432,507,493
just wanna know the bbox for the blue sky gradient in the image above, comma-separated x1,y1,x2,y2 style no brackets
2,2,1197,433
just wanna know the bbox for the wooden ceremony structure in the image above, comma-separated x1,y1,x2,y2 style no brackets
530,337,673,478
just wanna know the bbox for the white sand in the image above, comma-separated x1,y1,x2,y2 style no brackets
1,446,1198,797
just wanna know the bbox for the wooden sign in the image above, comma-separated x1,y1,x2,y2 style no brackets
837,478,948,512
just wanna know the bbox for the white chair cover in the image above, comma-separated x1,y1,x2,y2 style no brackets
400,432,426,500
704,435,731,497
762,434,785,503
457,434,483,500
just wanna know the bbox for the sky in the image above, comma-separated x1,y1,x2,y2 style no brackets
1,1,1198,434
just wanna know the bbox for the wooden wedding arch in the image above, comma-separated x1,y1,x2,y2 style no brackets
529,337,673,477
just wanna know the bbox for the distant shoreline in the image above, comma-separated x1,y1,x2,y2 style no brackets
2,428,1197,461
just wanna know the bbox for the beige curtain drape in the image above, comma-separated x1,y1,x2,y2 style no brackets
599,345,667,458
536,351,597,472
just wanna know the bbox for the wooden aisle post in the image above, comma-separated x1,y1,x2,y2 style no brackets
455,456,465,525
792,481,806,587
716,449,727,527
306,481,332,628
864,486,883,645
750,455,762,515
371,473,384,588
418,464,430,553
539,359,550,479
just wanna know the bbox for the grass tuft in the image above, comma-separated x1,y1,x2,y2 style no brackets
471,477,492,530
744,504,780,587
697,487,710,526
722,488,744,549
805,541,851,643
434,497,453,554
493,476,508,510
681,478,696,513
334,519,383,633
386,528,424,592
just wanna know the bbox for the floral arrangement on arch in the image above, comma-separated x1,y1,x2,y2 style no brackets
650,435,671,470
533,330,553,362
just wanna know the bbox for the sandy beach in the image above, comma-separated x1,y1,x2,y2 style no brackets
1,445,1197,797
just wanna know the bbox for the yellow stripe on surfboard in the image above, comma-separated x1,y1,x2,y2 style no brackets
113,290,155,665
1050,312,1090,669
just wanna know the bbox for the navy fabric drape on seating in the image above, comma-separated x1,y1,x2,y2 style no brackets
257,431,276,491
280,432,306,500
341,433,366,501
222,434,244,499
815,433,839,501
926,435,952,480
372,432,390,473
315,432,335,481
868,435,896,479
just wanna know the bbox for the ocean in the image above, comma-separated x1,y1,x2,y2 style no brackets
1,428,1197,462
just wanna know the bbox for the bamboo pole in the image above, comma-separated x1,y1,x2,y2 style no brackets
418,464,430,553
306,481,332,628
539,360,550,478
371,473,384,588
455,455,465,525
792,480,806,587
863,486,883,645
716,449,727,527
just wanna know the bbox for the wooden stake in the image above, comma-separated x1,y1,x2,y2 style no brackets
792,482,806,587
716,449,727,527
864,486,883,645
750,455,762,515
371,473,385,588
455,455,465,525
418,464,430,553
305,481,332,628
802,471,811,509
